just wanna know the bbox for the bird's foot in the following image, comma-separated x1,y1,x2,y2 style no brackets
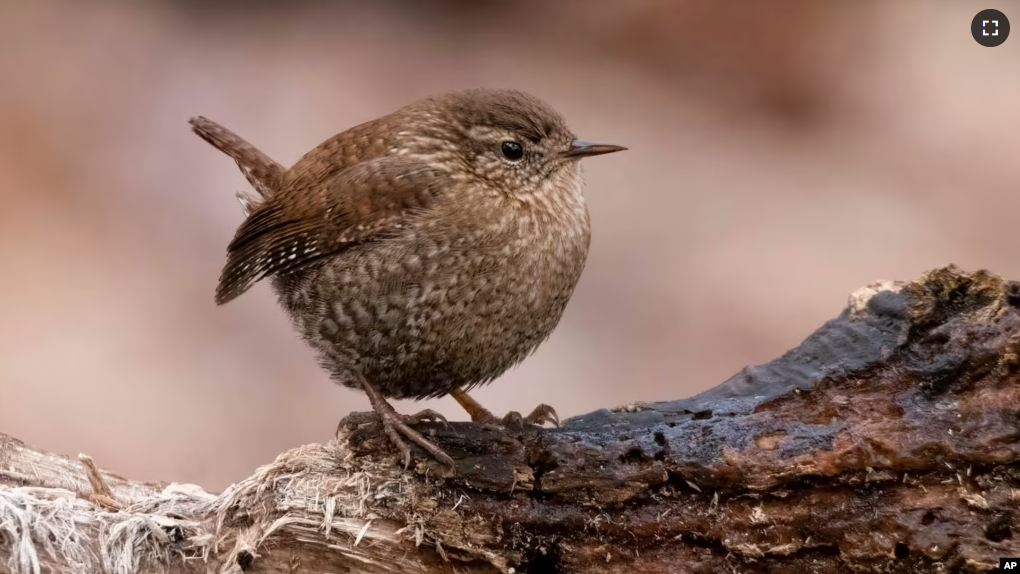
343,374,456,470
496,403,560,429
450,388,559,429
338,407,447,429
336,408,453,469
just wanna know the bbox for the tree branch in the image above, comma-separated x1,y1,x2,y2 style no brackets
2,266,1019,573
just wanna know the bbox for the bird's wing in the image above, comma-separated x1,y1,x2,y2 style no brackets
214,155,448,304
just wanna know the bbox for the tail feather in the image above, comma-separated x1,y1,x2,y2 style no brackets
188,116,285,202
190,115,290,302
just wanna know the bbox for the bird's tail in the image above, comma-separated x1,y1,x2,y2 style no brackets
189,116,285,215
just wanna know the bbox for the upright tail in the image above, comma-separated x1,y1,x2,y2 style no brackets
189,116,285,214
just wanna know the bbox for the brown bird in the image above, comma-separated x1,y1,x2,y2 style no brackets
190,89,626,468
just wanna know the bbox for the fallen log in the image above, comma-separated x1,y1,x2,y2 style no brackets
1,265,1018,573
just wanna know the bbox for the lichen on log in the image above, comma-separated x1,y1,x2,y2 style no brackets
2,265,1019,573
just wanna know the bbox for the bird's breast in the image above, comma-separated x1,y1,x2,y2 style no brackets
441,179,591,305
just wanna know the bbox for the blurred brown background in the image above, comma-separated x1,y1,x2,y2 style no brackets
1,0,1018,490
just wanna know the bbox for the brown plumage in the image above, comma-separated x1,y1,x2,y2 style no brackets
189,88,626,468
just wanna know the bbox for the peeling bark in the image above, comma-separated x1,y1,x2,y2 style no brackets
2,265,1019,573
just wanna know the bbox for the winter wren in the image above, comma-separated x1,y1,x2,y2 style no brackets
190,89,626,468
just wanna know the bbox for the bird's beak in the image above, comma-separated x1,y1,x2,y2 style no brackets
562,140,628,159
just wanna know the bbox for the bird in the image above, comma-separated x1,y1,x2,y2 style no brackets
189,88,626,468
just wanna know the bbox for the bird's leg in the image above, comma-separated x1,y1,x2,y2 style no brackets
449,387,499,422
450,388,559,428
347,372,455,469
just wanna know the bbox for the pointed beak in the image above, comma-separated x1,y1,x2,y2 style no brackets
562,140,628,159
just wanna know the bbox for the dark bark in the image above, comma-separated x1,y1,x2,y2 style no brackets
343,265,1020,572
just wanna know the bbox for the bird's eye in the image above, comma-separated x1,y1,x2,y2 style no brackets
500,141,524,161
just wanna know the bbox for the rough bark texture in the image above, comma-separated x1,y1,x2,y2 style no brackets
2,265,1019,573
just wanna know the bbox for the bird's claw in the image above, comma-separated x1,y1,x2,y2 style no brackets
487,404,560,429
403,408,449,426
336,408,455,470
523,403,560,427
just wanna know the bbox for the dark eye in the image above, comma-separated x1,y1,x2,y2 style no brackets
500,141,524,161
